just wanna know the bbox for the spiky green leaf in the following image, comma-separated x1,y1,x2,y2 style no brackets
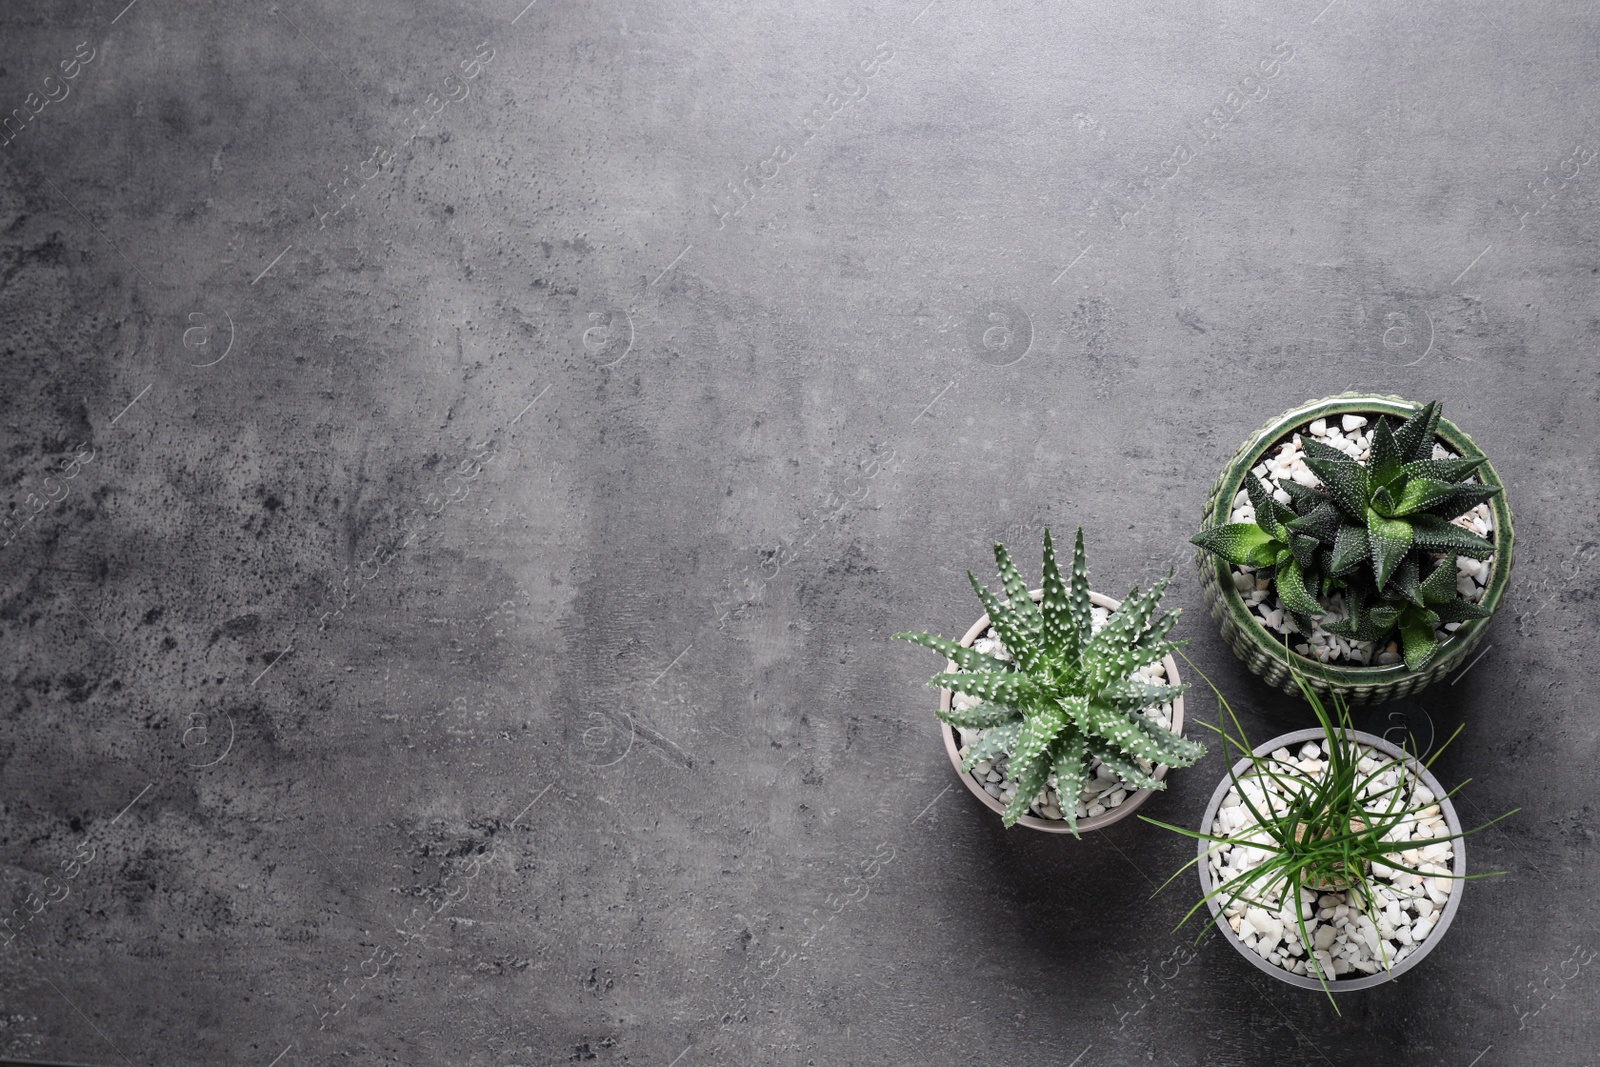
1087,737,1164,790
1366,509,1414,590
1065,528,1095,657
1389,477,1462,517
1245,473,1296,535
1300,437,1349,464
992,542,1042,638
1136,607,1181,649
1002,747,1054,828
1367,416,1404,485
1382,556,1424,609
1287,501,1345,546
1039,527,1085,663
1280,479,1329,515
1096,676,1189,714
1303,456,1369,521
1126,711,1207,767
1078,573,1173,684
1370,484,1398,516
1367,600,1404,634
1289,532,1321,569
1010,702,1067,775
1409,514,1495,559
1392,401,1441,463
1424,483,1501,521
1274,556,1325,617
960,721,1023,771
1400,456,1487,484
1052,730,1090,834
1192,523,1281,567
936,698,1025,729
930,670,1035,707
967,572,1041,673
1432,598,1492,624
1286,608,1317,637
1399,607,1441,671
1330,523,1369,576
892,631,1008,674
1418,556,1461,606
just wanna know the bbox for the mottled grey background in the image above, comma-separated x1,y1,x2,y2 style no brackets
0,0,1595,1064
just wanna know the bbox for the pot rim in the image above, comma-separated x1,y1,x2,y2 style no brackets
1202,393,1515,682
937,589,1187,834
1196,726,1467,991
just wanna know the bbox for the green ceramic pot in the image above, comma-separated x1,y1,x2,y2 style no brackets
1196,393,1515,706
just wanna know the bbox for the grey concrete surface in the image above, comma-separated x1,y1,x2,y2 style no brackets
0,0,1596,1064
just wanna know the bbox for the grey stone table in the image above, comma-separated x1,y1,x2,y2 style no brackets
0,0,1594,1064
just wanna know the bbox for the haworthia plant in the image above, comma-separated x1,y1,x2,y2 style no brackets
1191,401,1500,671
894,527,1204,833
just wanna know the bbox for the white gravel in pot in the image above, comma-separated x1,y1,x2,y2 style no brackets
952,603,1175,823
1207,739,1454,980
1226,416,1496,666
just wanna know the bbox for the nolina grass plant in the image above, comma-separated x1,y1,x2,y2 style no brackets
1142,660,1516,1005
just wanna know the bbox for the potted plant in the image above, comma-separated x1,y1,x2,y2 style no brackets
1193,394,1515,704
1144,667,1513,1002
894,527,1205,835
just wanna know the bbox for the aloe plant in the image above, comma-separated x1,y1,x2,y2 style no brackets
894,527,1204,833
1193,401,1500,670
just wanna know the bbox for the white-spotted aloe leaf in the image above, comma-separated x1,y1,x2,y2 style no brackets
966,572,1041,673
1126,712,1207,766
1052,730,1090,834
1096,677,1189,714
930,670,1035,707
1432,598,1492,624
1418,555,1461,605
1010,702,1067,774
891,631,1007,674
1077,699,1176,766
936,700,1024,729
1081,637,1183,695
1065,528,1095,656
992,542,1042,640
1086,738,1163,791
960,721,1023,771
1039,527,1084,663
1089,571,1174,654
1136,607,1181,649
1287,501,1344,546
1002,746,1054,827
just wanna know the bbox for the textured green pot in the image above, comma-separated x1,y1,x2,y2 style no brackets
1196,393,1515,706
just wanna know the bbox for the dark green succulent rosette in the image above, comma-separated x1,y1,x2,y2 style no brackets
1195,395,1514,705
